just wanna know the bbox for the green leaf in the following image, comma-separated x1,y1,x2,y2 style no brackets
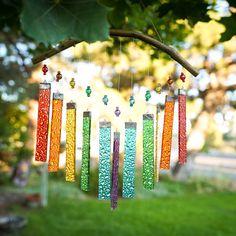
158,0,210,25
20,0,110,45
219,13,236,42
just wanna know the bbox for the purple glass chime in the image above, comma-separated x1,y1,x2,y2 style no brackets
111,132,120,210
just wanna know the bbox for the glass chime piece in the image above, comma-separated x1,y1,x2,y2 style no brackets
167,78,174,86
102,95,109,105
86,86,92,97
160,96,175,169
70,78,75,89
42,64,48,75
81,111,91,191
178,89,187,165
180,72,186,82
122,122,137,198
129,95,135,107
98,121,111,200
48,93,63,172
143,114,154,190
145,90,151,101
35,82,51,162
56,71,62,82
111,132,120,210
155,105,161,182
66,102,76,182
115,107,121,117
156,83,162,94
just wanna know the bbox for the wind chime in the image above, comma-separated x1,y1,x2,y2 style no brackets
66,78,76,182
34,58,187,209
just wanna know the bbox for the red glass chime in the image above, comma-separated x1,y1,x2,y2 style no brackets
178,72,187,164
35,65,51,162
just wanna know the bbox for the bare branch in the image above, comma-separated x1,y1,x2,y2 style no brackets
32,29,199,77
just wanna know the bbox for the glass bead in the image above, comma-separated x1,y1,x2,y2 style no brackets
102,95,108,105
115,107,121,117
145,90,151,102
167,78,173,86
42,64,48,75
70,78,75,89
156,83,162,94
180,72,186,82
86,86,92,97
56,71,62,82
129,95,135,107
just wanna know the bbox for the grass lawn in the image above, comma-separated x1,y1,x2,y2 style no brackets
16,191,236,236
4,171,236,236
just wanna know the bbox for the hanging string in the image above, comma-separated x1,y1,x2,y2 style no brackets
118,39,121,92
139,0,163,43
114,39,122,118
130,67,134,92
130,38,134,92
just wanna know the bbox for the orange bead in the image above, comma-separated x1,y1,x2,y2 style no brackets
167,78,173,86
56,71,62,82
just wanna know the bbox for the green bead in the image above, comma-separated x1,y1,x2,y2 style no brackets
86,86,92,97
145,90,151,101
129,95,135,107
102,95,108,105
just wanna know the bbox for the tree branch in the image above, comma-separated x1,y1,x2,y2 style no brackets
32,29,199,77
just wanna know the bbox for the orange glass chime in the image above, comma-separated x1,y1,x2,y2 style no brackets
160,78,175,169
35,65,51,162
48,72,64,172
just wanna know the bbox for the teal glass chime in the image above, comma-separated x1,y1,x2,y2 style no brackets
98,121,111,199
122,122,137,198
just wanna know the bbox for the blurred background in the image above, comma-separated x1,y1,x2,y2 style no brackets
0,0,236,235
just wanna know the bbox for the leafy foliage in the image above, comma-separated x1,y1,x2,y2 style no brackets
21,0,110,45
0,0,235,46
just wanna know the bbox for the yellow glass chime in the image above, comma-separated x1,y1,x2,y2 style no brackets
154,83,162,181
65,78,77,182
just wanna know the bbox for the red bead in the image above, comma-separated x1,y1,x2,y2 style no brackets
180,72,186,82
42,64,48,75
56,71,62,82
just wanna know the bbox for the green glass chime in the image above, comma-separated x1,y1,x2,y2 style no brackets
143,114,154,190
80,111,91,191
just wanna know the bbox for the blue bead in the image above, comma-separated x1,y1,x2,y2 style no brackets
129,95,135,107
102,95,108,105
